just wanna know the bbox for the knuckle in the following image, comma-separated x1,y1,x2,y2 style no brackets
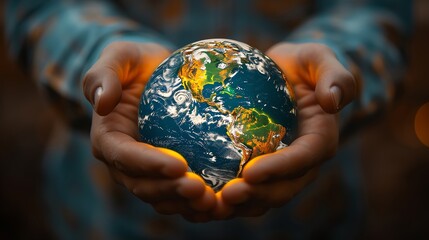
308,43,333,54
128,182,147,199
104,41,125,52
103,41,137,58
300,43,334,60
266,42,288,57
112,160,126,172
135,183,160,203
106,149,120,168
91,146,104,161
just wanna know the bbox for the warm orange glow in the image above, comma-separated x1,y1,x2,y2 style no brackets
414,102,429,148
158,147,187,163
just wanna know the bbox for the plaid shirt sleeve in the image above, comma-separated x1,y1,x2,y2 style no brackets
287,0,411,134
5,0,411,132
5,0,172,116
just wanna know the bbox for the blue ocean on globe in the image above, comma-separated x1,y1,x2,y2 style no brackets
138,39,297,191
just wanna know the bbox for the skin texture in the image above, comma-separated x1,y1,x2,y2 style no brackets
82,41,358,222
83,42,216,220
214,43,357,219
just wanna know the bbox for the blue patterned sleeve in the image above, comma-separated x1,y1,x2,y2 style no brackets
4,0,172,116
286,0,411,133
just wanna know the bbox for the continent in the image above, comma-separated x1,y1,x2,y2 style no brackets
227,106,286,174
179,41,247,108
139,39,298,191
178,40,288,178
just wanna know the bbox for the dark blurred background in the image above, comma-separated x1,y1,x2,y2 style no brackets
1,1,428,239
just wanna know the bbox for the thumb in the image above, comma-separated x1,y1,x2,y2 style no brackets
83,66,122,116
82,42,171,116
314,55,358,113
266,42,358,114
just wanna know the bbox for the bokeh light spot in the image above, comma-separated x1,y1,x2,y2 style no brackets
414,102,429,148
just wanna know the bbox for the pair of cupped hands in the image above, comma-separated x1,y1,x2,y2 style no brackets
82,41,357,222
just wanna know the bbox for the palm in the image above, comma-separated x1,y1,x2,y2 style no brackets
92,80,143,151
214,42,354,219
293,83,338,163
85,42,216,221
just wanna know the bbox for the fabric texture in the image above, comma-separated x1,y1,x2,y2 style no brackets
5,0,411,239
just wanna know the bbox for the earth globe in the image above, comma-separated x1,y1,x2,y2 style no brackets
138,39,298,191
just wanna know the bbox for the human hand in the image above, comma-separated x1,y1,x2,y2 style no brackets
214,43,358,218
82,42,216,221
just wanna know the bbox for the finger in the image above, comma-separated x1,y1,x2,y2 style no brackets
83,66,122,116
82,43,139,115
82,42,170,115
252,168,318,208
242,131,333,184
219,178,250,205
98,131,187,178
212,192,234,220
267,43,358,113
152,191,215,218
314,54,357,113
110,171,206,203
216,184,268,218
215,179,267,217
188,185,216,212
176,172,207,200
109,169,180,203
224,168,318,209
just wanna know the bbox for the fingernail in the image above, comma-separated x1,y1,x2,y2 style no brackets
94,87,103,110
330,86,342,110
